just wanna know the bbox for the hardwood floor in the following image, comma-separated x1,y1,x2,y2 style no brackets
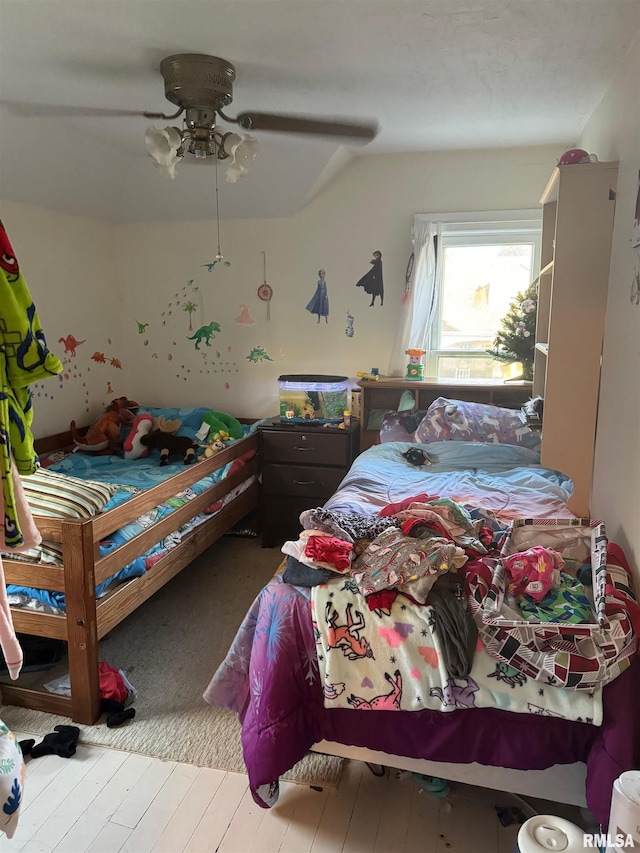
5,732,525,852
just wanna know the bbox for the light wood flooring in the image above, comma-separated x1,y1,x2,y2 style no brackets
4,732,528,852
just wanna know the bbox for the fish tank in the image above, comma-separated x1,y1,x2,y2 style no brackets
278,375,349,424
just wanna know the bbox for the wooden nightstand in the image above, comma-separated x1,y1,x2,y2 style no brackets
259,418,360,548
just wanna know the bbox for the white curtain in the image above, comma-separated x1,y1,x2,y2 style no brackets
387,218,442,376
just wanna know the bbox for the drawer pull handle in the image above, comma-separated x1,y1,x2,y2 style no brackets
293,446,315,452
293,479,315,486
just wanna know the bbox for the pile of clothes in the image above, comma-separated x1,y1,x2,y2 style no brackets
279,493,640,692
281,493,501,678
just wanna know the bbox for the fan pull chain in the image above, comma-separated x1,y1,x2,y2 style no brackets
215,155,223,261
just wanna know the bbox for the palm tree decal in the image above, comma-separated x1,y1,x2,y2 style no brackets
183,301,198,331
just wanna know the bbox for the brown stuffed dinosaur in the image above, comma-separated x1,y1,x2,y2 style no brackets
70,397,138,453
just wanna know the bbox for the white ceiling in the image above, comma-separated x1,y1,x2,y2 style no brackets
0,0,638,223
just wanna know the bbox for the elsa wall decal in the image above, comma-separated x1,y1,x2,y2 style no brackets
306,269,329,324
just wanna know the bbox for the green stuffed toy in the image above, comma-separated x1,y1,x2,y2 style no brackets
196,411,243,443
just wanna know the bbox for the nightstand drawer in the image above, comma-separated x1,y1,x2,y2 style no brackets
262,463,346,498
261,430,350,466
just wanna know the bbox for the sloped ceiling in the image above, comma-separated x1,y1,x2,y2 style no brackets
0,0,638,223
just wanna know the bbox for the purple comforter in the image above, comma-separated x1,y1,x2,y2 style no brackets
204,573,640,826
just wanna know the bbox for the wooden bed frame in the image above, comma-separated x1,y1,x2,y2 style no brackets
1,427,259,725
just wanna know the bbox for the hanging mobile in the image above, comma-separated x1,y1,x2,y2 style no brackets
214,153,224,262
257,250,273,320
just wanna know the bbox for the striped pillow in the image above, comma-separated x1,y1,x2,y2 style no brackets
1,541,63,565
20,468,116,519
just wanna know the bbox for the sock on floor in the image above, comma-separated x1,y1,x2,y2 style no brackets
106,707,136,728
100,698,125,714
30,725,80,759
19,739,35,756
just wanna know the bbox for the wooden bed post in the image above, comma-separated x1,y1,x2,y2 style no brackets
61,520,101,724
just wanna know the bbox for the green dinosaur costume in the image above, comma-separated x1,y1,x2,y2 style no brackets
0,220,62,547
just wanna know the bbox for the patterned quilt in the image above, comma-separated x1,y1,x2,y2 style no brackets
312,577,602,723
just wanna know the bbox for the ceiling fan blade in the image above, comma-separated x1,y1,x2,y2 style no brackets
235,111,378,142
0,101,144,118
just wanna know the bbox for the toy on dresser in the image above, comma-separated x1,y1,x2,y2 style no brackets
405,348,426,381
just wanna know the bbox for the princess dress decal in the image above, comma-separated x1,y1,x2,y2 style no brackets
356,250,384,307
306,269,329,324
235,303,256,325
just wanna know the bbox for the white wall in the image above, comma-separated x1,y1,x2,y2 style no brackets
579,36,640,582
115,145,563,418
0,200,124,437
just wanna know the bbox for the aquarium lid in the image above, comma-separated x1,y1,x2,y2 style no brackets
278,374,348,383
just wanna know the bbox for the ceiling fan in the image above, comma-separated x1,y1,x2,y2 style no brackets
148,54,378,139
2,53,379,179
143,54,378,178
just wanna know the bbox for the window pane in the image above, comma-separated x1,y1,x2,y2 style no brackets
440,243,534,352
436,355,524,381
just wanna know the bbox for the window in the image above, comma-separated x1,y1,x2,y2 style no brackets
420,210,541,380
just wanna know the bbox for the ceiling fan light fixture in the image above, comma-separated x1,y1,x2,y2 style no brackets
224,133,259,183
145,125,183,178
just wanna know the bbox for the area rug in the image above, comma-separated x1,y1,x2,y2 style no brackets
1,536,344,789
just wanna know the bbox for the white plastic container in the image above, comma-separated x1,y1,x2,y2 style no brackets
516,815,586,852
606,771,640,852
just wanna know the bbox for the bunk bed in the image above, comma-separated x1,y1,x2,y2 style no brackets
204,402,639,828
1,409,260,725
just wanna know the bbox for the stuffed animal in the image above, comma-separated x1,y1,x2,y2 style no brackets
70,397,138,453
195,411,243,442
123,414,154,460
153,415,181,434
123,414,185,461
139,430,198,466
203,439,226,458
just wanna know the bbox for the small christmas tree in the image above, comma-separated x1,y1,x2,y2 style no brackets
486,281,537,381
